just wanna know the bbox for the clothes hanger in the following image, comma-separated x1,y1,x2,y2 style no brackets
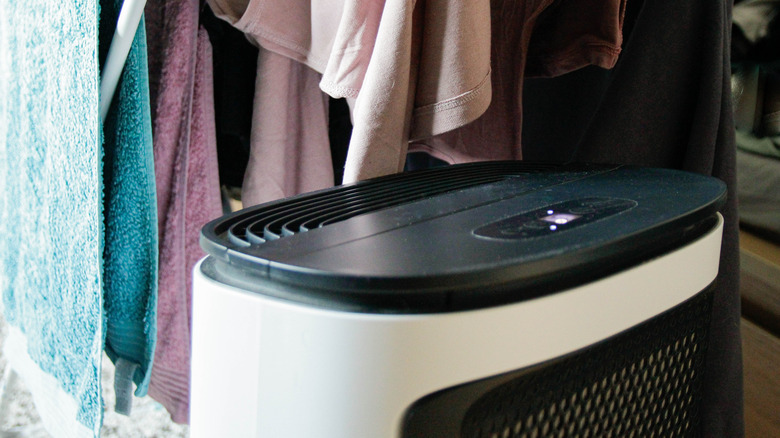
99,0,147,123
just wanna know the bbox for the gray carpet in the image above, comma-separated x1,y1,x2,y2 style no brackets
0,315,188,437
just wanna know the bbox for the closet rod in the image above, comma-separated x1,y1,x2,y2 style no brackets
99,0,147,123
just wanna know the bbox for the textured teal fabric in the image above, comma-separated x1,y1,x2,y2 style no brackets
0,0,103,436
99,0,158,398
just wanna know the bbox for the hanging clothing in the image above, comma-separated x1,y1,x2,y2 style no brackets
99,0,159,415
201,7,257,190
240,46,335,206
409,0,626,164
329,97,354,186
207,0,626,188
522,0,743,435
145,0,223,424
0,1,104,435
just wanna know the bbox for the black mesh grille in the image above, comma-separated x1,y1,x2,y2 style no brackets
213,162,567,246
402,287,713,438
464,293,711,438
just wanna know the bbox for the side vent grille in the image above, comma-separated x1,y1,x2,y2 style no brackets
401,287,713,437
213,162,568,247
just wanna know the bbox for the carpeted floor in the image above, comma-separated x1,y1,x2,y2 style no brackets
0,315,189,438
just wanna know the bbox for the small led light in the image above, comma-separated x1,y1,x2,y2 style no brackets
547,210,554,215
549,225,557,231
541,213,581,225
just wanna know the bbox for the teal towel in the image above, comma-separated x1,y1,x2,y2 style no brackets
0,0,103,436
99,0,158,403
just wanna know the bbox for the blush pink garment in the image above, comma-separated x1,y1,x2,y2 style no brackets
145,0,222,423
208,0,625,183
206,3,335,206
240,47,334,206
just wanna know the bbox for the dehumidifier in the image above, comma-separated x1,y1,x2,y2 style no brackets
190,162,725,438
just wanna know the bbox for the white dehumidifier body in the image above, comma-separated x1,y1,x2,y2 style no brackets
190,162,725,438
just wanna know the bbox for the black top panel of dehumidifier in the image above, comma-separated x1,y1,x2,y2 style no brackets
200,162,726,313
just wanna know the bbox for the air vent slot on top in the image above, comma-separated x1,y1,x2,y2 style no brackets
209,162,575,248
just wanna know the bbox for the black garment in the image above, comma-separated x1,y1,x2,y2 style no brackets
404,152,449,172
523,0,742,436
329,97,352,186
202,6,257,189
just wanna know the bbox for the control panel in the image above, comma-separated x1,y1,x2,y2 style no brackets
473,197,638,240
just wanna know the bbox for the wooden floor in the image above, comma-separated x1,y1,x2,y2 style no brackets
742,318,780,438
740,231,780,438
741,232,780,337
